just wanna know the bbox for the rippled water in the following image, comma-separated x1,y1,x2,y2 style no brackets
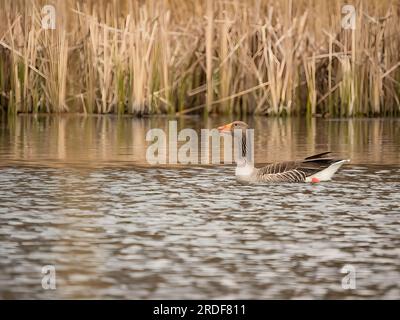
0,115,399,299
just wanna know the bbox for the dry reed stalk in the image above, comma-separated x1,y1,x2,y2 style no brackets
304,55,317,115
0,0,399,116
205,0,214,113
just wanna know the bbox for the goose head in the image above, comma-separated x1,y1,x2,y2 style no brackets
217,121,249,135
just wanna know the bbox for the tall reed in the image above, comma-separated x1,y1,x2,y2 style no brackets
0,0,399,116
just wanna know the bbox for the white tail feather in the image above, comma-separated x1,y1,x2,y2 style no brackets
305,159,350,182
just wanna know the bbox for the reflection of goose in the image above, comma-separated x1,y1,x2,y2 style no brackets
218,121,350,183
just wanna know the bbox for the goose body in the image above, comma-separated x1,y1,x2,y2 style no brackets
218,121,349,183
235,153,349,183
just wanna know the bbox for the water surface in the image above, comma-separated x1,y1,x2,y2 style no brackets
0,115,399,299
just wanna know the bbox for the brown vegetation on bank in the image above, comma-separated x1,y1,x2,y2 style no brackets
0,0,399,116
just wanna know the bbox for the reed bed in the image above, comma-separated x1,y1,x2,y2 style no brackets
0,0,399,116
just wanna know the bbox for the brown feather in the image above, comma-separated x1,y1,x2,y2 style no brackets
256,152,339,182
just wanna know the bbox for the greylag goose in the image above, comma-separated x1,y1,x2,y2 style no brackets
217,121,350,183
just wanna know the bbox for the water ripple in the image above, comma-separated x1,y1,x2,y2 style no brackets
0,164,399,299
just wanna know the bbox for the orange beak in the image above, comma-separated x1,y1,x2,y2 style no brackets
217,123,232,133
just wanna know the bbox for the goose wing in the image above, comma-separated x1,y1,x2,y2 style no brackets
256,161,306,182
256,152,337,182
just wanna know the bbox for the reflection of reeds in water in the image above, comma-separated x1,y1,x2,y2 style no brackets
0,115,399,166
0,0,399,116
251,117,400,165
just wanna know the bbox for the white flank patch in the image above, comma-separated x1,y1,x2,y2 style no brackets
305,159,350,182
235,164,255,177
